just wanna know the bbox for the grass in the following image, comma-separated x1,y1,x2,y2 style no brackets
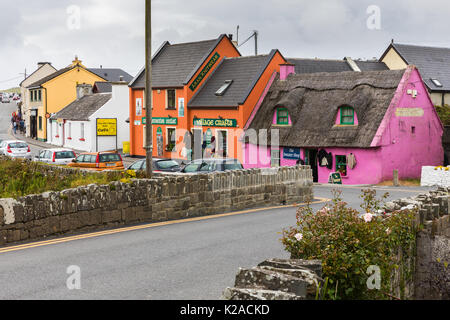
0,158,141,199
377,179,421,187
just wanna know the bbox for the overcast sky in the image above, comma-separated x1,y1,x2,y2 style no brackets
1,0,450,90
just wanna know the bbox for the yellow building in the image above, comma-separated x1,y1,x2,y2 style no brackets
26,57,106,141
380,41,450,106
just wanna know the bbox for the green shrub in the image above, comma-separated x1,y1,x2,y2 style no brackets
0,158,130,199
281,189,417,300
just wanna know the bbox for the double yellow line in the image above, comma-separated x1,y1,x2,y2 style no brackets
0,198,330,254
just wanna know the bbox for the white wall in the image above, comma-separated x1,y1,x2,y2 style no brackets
421,166,450,187
47,120,63,146
63,120,92,152
89,83,130,152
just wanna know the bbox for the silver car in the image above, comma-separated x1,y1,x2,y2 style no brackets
0,140,32,160
34,148,77,165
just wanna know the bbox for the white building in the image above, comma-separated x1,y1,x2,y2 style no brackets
49,82,130,152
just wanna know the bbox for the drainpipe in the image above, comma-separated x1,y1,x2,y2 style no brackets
43,87,48,142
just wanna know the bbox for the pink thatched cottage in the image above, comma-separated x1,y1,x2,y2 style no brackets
243,65,444,185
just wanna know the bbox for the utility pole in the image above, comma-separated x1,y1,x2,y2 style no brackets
145,0,153,178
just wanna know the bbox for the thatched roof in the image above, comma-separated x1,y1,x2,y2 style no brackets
246,69,406,148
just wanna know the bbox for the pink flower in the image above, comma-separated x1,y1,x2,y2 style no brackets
363,213,373,223
294,233,303,241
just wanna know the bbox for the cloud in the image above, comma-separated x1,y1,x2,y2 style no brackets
1,0,450,89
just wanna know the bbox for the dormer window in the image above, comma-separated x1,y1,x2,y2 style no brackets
276,108,289,125
340,106,355,125
215,80,233,96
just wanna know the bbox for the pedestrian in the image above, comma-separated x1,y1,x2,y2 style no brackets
13,119,17,134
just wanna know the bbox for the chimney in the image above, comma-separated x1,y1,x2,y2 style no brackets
279,63,296,80
76,83,93,99
119,75,124,82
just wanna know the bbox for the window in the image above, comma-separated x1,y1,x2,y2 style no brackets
336,155,347,176
340,107,355,125
68,123,72,138
166,89,176,109
271,149,281,167
30,91,34,102
99,154,121,163
215,80,233,96
56,151,76,159
216,130,228,157
431,79,443,87
38,116,42,130
167,128,176,152
38,90,42,102
80,123,85,140
277,108,289,125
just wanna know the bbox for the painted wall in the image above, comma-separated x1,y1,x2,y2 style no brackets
243,67,444,185
129,36,241,158
377,68,444,181
37,66,104,141
381,48,408,70
63,120,91,151
21,63,57,137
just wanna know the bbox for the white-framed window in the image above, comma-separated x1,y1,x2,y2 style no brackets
166,89,176,110
80,123,85,140
271,149,280,167
68,123,72,138
166,127,177,152
216,129,228,158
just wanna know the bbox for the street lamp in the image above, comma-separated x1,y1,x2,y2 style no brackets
145,0,153,178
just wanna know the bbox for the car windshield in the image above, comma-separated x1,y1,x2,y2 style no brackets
99,154,121,163
56,151,75,159
9,143,28,149
183,162,203,173
224,160,243,171
129,161,144,170
156,160,179,170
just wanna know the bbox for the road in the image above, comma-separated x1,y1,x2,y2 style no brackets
0,184,434,300
0,102,41,157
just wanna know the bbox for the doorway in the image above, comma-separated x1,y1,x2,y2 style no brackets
30,115,37,139
305,149,319,183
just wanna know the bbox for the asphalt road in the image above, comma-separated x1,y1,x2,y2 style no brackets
0,102,42,157
0,184,434,300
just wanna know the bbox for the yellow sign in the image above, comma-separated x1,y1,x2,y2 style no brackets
97,119,117,136
395,108,424,117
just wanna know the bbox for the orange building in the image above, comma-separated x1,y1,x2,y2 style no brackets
128,34,286,162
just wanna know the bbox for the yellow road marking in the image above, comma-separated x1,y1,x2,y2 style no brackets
0,198,330,254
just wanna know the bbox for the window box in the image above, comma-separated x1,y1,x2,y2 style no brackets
79,138,86,142
67,137,72,140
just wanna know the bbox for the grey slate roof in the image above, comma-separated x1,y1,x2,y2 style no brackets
93,81,112,93
51,94,112,121
288,58,388,74
386,43,450,92
130,35,231,89
89,68,133,82
188,50,278,107
247,69,405,148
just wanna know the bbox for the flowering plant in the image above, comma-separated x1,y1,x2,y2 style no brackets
281,189,417,300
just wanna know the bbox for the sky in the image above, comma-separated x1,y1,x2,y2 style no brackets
1,0,450,90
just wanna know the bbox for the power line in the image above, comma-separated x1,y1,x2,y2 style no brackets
0,75,23,84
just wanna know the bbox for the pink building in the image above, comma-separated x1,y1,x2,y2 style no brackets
243,65,444,185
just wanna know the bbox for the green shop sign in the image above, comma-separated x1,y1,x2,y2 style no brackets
142,117,178,125
193,118,238,128
189,52,220,92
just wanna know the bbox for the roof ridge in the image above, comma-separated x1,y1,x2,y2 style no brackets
394,42,450,50
168,38,218,47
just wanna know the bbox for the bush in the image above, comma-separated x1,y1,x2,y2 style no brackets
0,158,146,199
281,189,417,300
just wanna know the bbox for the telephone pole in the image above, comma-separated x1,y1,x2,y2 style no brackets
145,0,153,178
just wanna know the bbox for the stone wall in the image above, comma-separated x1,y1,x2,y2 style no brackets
385,189,450,300
0,166,313,246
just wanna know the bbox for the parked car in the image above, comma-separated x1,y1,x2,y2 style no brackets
181,158,244,173
1,94,10,103
68,151,124,171
34,148,77,165
126,158,182,173
0,140,32,160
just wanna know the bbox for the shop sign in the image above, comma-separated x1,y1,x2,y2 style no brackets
142,117,178,125
97,118,117,136
395,108,424,117
193,118,237,128
329,173,343,185
189,52,220,91
283,148,301,160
